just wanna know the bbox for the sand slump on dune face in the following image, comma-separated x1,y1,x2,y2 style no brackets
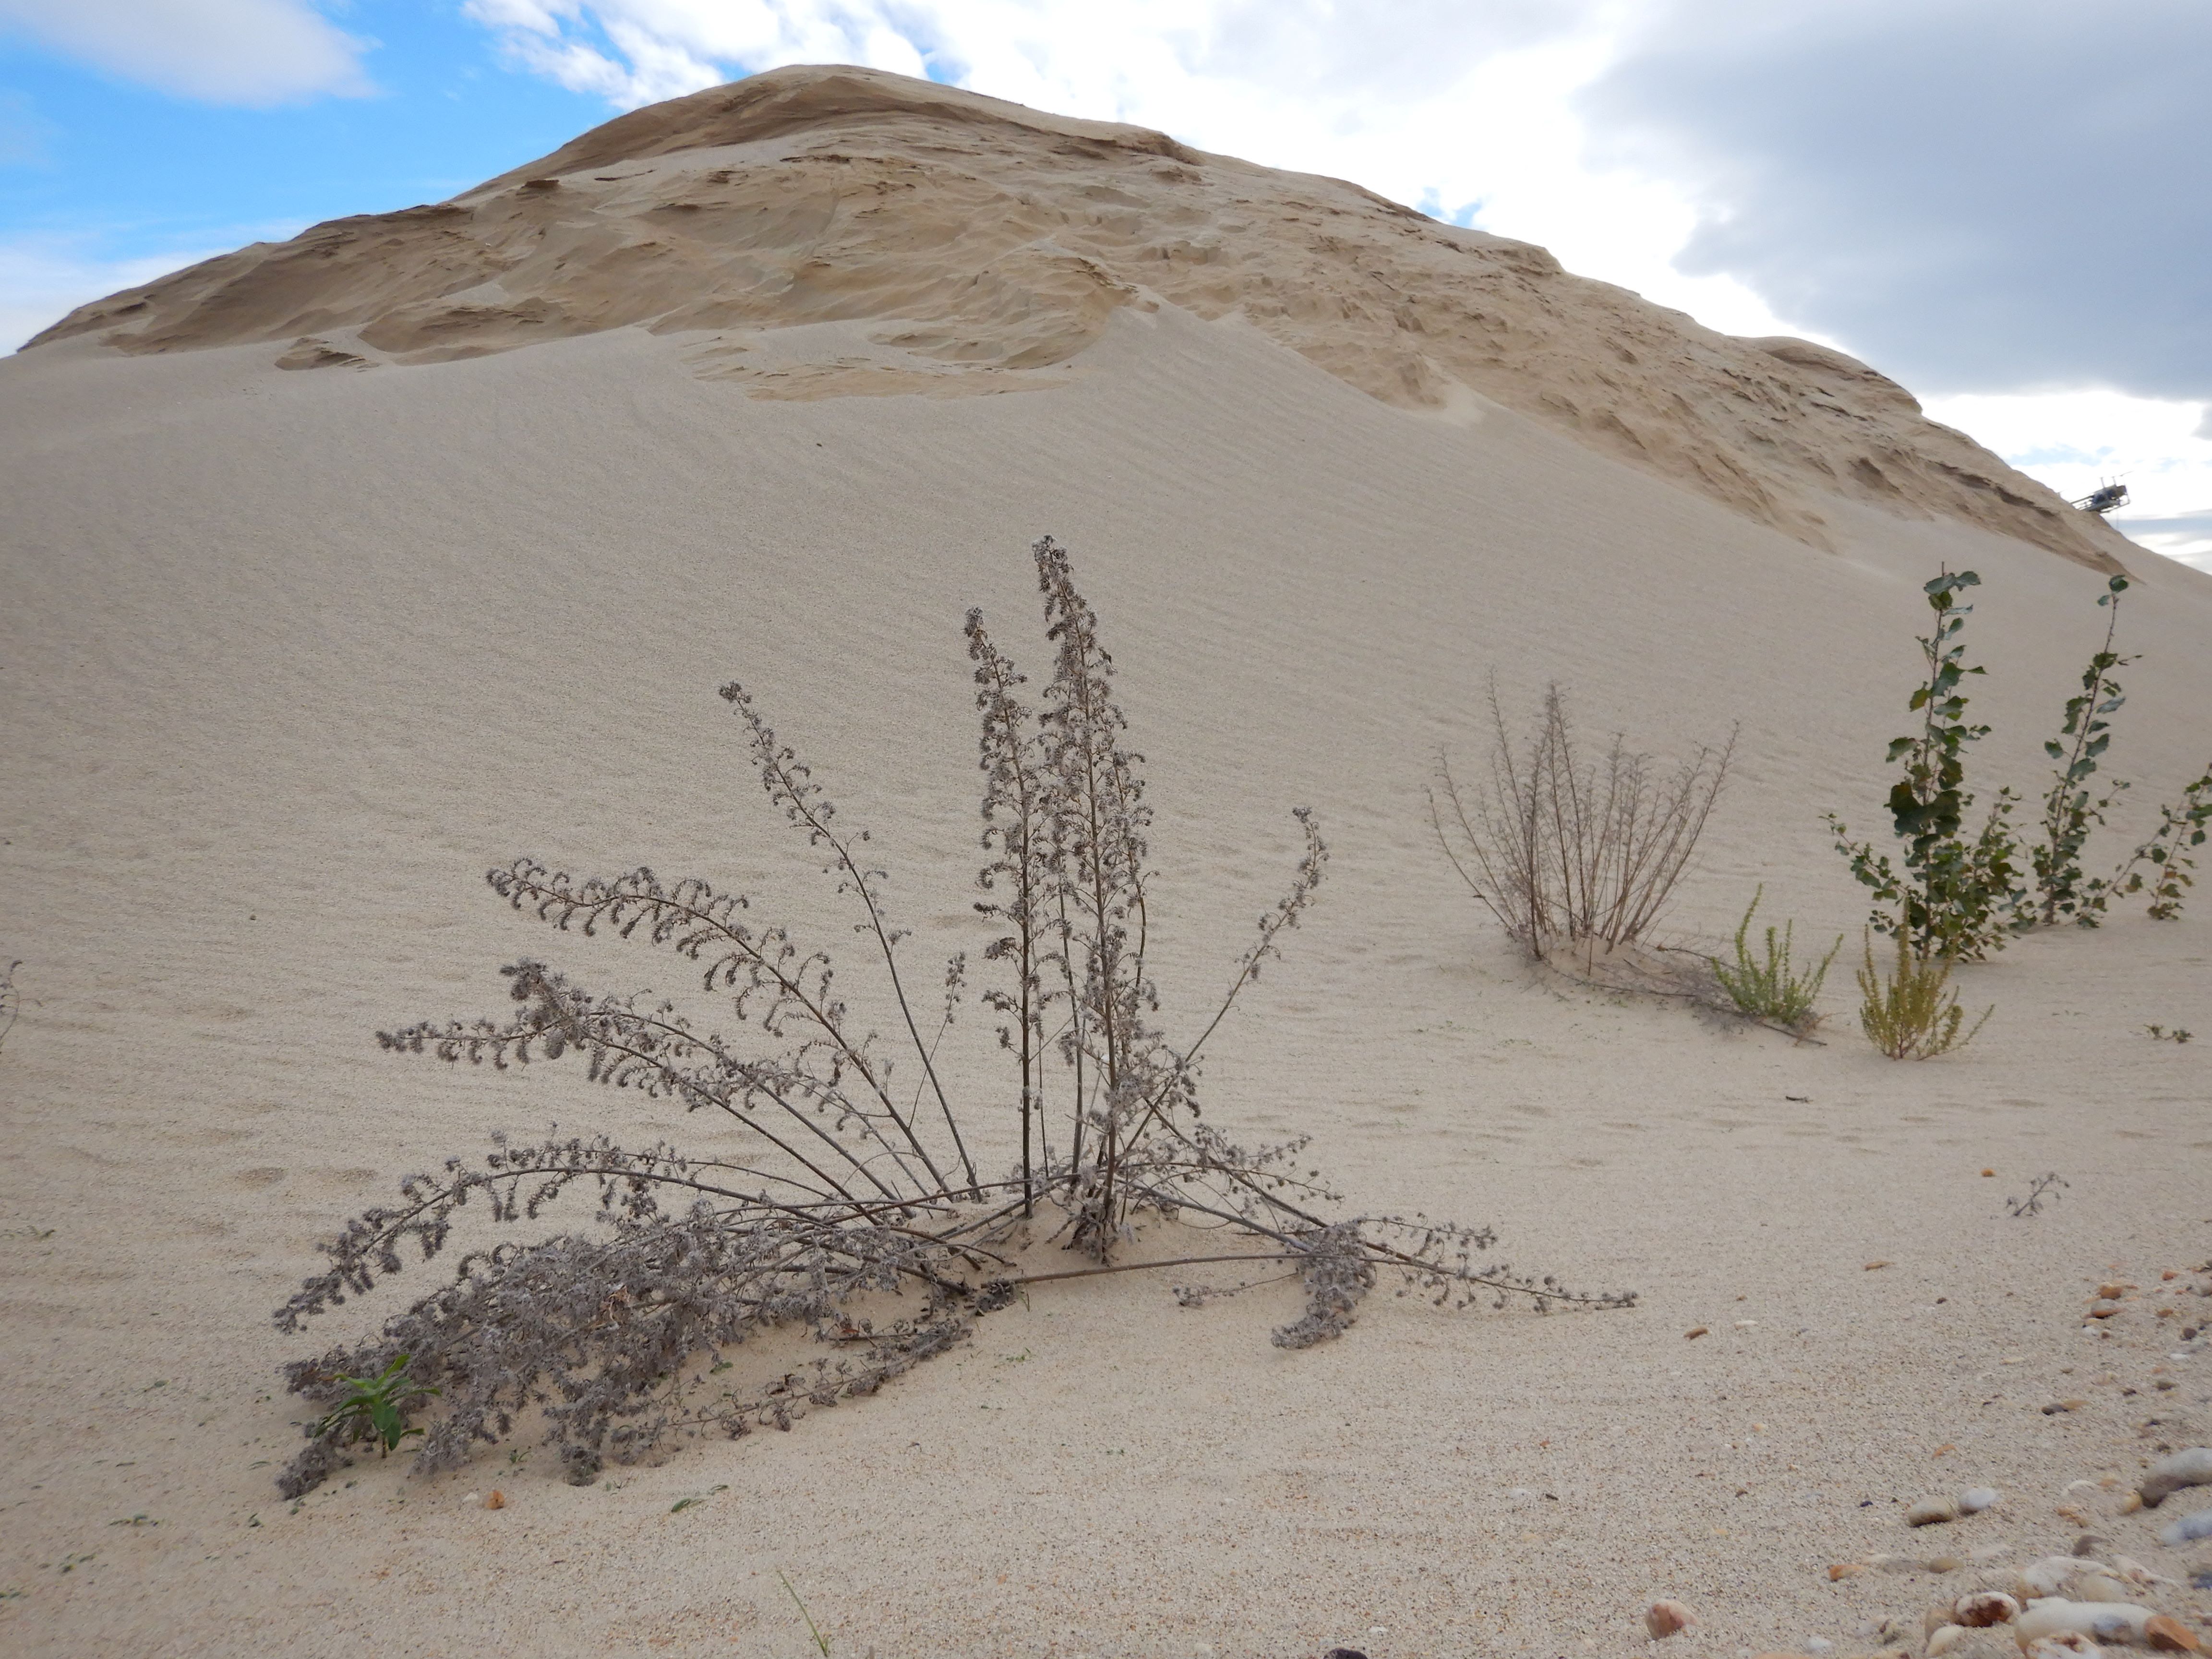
29,64,2126,571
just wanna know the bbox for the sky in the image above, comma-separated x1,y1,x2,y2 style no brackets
2,0,2207,570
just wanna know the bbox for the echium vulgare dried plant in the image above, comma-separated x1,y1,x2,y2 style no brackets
273,537,1634,1498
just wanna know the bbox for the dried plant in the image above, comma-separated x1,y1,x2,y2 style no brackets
1855,927,1991,1060
1709,887,1839,1032
0,960,19,1056
2006,1172,2068,1218
274,538,1633,1497
1429,682,1733,964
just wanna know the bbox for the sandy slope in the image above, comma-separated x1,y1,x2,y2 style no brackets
6,84,2212,1659
29,66,2130,573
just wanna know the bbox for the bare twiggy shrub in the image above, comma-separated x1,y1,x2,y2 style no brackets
0,960,19,1055
1855,928,1991,1060
275,539,1633,1496
1430,683,1733,962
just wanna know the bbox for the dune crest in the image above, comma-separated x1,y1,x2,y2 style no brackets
27,63,2125,569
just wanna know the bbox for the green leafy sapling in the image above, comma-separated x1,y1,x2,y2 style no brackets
2022,576,2134,927
1827,569,2022,959
312,1354,439,1455
2111,764,2212,920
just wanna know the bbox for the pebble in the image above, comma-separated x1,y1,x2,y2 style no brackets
1685,1326,1710,1340
1927,1556,1963,1574
2074,1536,2111,1558
485,1490,505,1510
2015,1600,2152,1648
2045,1400,2089,1414
1907,1495,1960,1526
2089,1302,2124,1320
1959,1487,2000,1514
2140,1448,2212,1508
1645,1600,1698,1639
1951,1592,2019,1628
1926,1625,1970,1657
2025,1636,2102,1659
2158,1506,2212,1547
1325,1650,1368,1659
2146,1616,2203,1653
2073,1573,2132,1604
1803,1640,1833,1655
1829,1563,1867,1581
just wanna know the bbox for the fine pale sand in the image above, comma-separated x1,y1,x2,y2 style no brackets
4,67,2212,1659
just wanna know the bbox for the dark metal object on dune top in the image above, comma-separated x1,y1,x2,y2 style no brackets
2072,481,2130,514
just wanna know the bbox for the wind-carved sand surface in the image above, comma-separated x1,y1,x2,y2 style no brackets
4,63,2212,1659
33,65,2132,570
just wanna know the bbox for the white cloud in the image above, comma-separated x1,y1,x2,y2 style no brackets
1924,388,2212,574
0,0,372,105
0,234,232,352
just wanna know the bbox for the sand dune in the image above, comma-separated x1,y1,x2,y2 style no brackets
5,67,2212,1659
30,65,2128,570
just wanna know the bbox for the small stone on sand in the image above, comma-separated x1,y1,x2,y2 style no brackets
1645,1600,1697,1639
2146,1617,2201,1654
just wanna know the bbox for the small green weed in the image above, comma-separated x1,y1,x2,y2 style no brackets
1856,928,1991,1059
1709,886,1840,1030
668,1484,728,1514
779,1571,832,1657
311,1354,438,1455
2145,1024,2195,1044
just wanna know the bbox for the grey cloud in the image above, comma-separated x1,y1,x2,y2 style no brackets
1576,0,2212,402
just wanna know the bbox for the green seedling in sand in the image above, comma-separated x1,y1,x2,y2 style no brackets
779,1572,832,1657
2144,1025,2194,1043
1710,886,1840,1031
312,1355,438,1455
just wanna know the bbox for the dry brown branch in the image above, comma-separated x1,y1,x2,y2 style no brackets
1431,682,1733,963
